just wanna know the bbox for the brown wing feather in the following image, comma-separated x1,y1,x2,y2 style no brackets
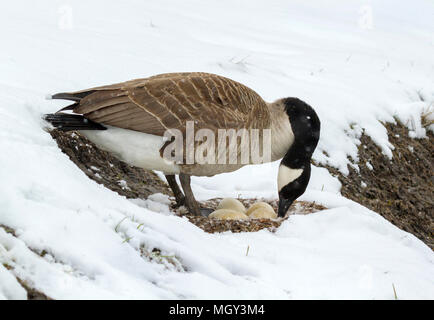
67,72,270,136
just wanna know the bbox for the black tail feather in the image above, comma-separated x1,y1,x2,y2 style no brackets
56,102,79,113
43,113,106,131
51,91,96,102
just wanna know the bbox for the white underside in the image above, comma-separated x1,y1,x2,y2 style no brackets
277,165,303,191
80,126,180,174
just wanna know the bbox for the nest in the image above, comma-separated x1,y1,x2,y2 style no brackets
173,198,326,233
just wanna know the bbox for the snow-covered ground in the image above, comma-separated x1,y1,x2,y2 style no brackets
0,0,433,299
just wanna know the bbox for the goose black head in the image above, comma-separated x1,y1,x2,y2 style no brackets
277,98,320,217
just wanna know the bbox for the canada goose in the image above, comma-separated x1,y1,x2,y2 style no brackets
208,209,249,220
44,72,320,217
216,198,246,213
245,201,275,216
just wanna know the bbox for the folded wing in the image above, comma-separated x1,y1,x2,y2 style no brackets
53,72,270,136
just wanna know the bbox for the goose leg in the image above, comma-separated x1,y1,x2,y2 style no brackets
165,174,185,207
179,173,201,216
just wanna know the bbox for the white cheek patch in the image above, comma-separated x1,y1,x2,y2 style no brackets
277,165,303,191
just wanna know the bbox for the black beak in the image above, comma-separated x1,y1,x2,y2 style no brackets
278,196,293,217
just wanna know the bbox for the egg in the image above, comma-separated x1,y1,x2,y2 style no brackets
208,209,249,220
246,202,275,216
249,207,278,219
216,198,246,213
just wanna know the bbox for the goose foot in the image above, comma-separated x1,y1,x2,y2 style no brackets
199,207,214,217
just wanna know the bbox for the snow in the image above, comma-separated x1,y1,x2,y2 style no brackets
117,179,131,191
0,262,27,300
1,0,433,299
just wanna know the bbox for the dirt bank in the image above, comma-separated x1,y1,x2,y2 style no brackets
316,121,433,249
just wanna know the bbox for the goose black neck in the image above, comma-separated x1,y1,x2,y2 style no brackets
281,141,312,169
282,97,320,169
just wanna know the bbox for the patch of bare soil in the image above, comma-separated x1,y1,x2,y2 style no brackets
316,121,433,249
